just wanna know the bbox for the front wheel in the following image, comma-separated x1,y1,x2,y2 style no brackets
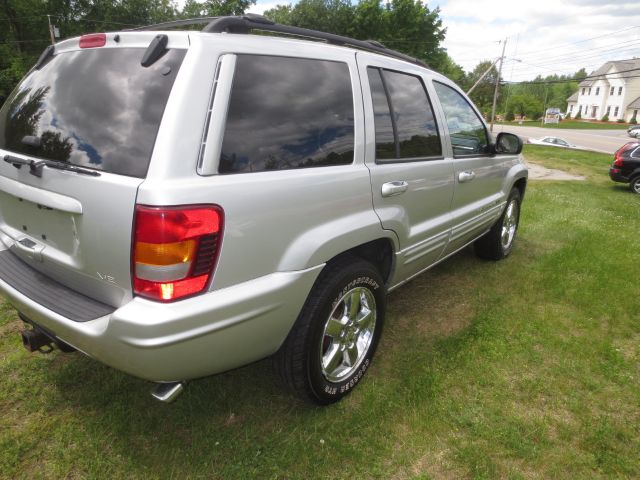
273,256,385,405
474,188,522,260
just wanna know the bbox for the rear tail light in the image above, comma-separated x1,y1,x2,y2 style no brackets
613,152,624,167
79,33,106,49
132,205,223,302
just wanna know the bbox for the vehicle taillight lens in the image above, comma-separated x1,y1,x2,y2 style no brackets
79,33,106,49
132,205,223,302
613,152,624,167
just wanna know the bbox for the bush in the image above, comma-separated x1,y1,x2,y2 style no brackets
505,111,515,121
575,110,582,119
631,114,638,125
601,114,609,122
618,118,627,123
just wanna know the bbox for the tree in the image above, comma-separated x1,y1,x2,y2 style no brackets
466,60,499,115
265,0,449,71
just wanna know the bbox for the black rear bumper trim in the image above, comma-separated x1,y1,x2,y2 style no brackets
0,250,115,322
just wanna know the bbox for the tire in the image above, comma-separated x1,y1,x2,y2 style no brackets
474,188,522,260
273,255,386,405
630,175,640,195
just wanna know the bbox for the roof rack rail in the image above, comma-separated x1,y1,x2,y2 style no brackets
129,14,429,69
128,17,221,31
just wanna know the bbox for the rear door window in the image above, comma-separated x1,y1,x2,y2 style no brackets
367,67,441,161
0,48,186,178
219,55,354,174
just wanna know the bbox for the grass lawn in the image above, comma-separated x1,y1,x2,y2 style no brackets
497,120,631,130
1,145,639,479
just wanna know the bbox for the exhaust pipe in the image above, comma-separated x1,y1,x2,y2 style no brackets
21,327,55,353
151,382,186,403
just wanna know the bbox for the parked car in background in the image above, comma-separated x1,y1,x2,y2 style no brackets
627,125,640,138
610,142,640,194
528,136,578,149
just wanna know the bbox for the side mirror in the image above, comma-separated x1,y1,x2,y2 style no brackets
494,132,523,155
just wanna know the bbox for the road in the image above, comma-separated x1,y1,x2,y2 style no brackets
492,124,632,154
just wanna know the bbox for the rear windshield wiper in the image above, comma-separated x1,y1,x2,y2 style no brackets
3,154,100,177
42,160,101,177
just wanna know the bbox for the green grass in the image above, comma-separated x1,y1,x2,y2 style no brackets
1,146,639,479
498,120,630,130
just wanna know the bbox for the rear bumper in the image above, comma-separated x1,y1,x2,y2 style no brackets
609,168,628,183
0,256,322,382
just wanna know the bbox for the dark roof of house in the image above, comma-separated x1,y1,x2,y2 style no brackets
579,58,640,86
567,92,578,102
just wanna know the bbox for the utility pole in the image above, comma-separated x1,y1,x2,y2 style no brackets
466,56,501,96
47,15,55,45
490,38,507,133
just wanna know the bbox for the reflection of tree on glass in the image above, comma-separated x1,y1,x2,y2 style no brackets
5,87,73,163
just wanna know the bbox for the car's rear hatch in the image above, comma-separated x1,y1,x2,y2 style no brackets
0,33,188,308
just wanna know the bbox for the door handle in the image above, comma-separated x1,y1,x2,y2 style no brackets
381,181,409,197
458,171,476,183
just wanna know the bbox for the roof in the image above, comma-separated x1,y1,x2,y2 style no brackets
628,96,640,109
567,92,578,102
579,58,640,86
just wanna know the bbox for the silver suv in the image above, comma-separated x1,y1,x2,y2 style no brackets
0,15,527,404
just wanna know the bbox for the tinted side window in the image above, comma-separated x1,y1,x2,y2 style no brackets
433,81,489,156
383,70,441,159
367,67,441,161
367,68,396,159
219,55,354,174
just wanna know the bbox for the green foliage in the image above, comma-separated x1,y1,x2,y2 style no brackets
575,109,582,120
264,0,449,72
505,110,515,121
601,114,609,122
505,92,543,120
630,113,638,124
0,0,257,102
465,60,498,114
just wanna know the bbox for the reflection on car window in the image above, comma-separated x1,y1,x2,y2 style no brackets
367,68,396,159
0,48,185,177
219,55,354,173
367,67,441,161
433,81,488,156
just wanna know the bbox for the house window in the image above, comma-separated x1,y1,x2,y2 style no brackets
596,87,600,95
606,106,611,115
588,88,592,95
569,105,573,112
614,106,619,117
610,87,614,95
591,106,597,117
618,87,623,95
582,88,585,95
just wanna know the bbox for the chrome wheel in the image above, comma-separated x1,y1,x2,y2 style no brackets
632,177,640,194
501,199,519,250
320,287,377,382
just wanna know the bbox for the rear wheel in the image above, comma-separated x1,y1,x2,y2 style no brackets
474,188,521,260
630,176,640,194
273,256,385,405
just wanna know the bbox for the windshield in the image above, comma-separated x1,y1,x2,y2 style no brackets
0,47,186,177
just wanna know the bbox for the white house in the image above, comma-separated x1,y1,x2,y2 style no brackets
566,58,640,122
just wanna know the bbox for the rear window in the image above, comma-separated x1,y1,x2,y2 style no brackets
0,47,186,178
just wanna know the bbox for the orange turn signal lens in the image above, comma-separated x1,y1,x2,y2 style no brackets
135,240,197,266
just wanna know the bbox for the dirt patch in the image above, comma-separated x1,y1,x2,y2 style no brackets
524,159,585,181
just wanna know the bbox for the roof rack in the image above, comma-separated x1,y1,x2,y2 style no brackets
130,14,429,69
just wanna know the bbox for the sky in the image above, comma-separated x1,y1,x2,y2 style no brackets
246,0,640,81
